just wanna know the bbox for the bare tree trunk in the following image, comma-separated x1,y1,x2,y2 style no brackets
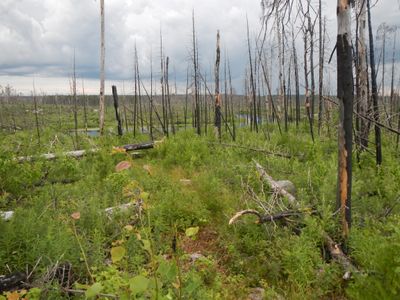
336,0,354,238
99,0,105,135
292,30,300,128
358,0,370,149
166,57,175,135
33,82,41,147
390,30,397,120
307,1,316,129
318,0,325,133
82,79,88,134
247,18,258,133
367,0,382,165
149,54,154,140
192,11,201,135
214,30,222,140
303,26,315,142
73,51,79,148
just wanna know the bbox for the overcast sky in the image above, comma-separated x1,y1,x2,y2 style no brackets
0,0,398,95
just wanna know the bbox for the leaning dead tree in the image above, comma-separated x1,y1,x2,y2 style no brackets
99,0,106,135
336,0,354,238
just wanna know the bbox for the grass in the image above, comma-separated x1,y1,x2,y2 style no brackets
1,106,400,299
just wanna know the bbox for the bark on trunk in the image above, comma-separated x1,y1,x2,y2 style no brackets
214,31,222,140
336,0,354,238
112,85,123,136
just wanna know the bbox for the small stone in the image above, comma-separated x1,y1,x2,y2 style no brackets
248,287,265,300
189,252,204,262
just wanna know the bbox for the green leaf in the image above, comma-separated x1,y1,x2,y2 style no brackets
111,246,126,263
129,275,150,295
185,226,199,237
142,239,151,253
140,191,150,200
157,260,178,282
85,282,103,299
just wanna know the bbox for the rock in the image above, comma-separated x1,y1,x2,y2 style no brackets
248,287,265,300
276,180,296,196
189,252,204,262
0,211,14,221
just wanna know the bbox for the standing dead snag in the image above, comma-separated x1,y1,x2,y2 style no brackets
214,31,221,140
367,0,382,165
336,0,354,238
112,85,123,136
99,0,105,135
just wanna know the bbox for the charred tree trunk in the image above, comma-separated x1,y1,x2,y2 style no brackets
336,0,354,238
214,30,222,140
112,85,123,136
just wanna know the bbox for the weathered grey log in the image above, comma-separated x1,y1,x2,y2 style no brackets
254,160,297,205
16,140,159,163
3,201,142,222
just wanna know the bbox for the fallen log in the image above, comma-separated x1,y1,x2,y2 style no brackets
254,160,297,205
16,140,161,163
2,200,142,222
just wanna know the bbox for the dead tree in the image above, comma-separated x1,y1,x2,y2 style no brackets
291,29,300,127
318,0,325,133
112,85,123,136
82,79,88,133
336,0,354,238
246,18,258,133
192,11,201,135
99,0,105,135
166,56,175,135
367,0,382,165
214,30,222,140
390,29,397,120
357,0,370,149
72,51,79,148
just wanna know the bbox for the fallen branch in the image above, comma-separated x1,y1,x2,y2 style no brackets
229,209,307,225
209,142,293,159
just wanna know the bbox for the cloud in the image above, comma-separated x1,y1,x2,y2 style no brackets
0,0,398,94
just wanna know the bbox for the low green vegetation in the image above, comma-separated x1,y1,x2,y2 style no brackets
1,117,400,299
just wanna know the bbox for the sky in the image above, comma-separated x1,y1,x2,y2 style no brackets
0,0,398,95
